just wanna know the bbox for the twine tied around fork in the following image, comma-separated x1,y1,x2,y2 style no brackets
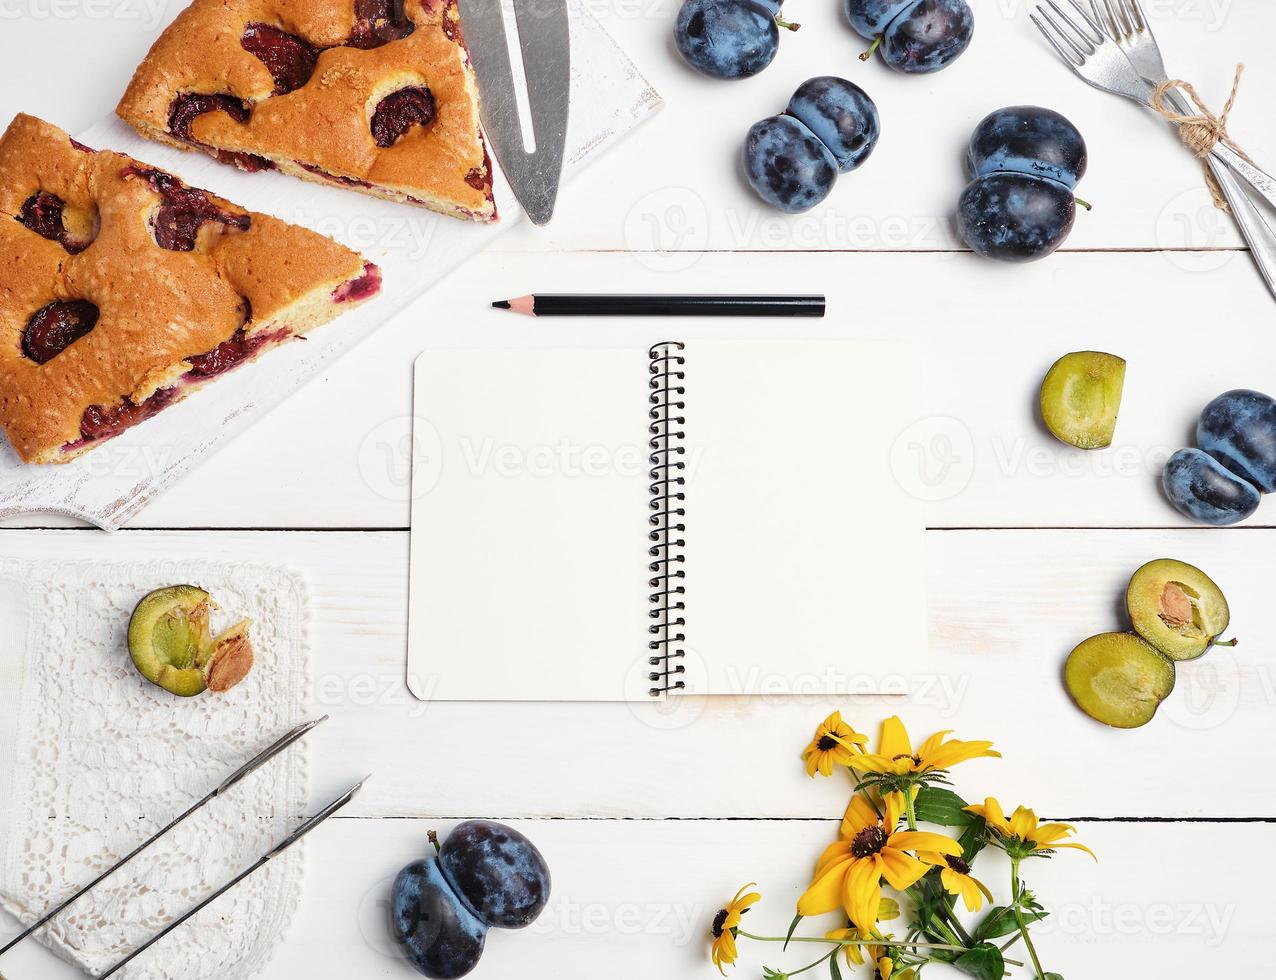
1151,64,1251,212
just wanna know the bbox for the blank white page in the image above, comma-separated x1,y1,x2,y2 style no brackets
407,349,653,701
679,340,927,696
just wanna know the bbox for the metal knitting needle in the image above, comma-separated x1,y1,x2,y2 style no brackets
98,776,368,980
0,714,328,958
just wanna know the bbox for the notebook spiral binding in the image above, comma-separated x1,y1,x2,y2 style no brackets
647,342,687,697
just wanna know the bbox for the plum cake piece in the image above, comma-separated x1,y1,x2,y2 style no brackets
116,0,497,222
0,113,381,465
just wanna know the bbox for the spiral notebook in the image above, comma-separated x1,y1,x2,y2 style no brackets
406,340,927,702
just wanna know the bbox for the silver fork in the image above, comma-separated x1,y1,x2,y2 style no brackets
1031,0,1276,214
1088,0,1276,295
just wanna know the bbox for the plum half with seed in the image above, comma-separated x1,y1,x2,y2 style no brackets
1127,559,1233,662
391,821,550,979
1039,351,1125,450
127,585,254,696
1065,632,1175,729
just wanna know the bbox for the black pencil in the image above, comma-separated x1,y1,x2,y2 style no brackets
491,294,826,318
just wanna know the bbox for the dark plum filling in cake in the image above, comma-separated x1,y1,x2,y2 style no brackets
122,165,251,251
371,87,436,147
241,23,320,94
22,300,100,364
166,93,275,172
333,262,382,303
17,191,93,254
347,0,416,49
76,387,182,445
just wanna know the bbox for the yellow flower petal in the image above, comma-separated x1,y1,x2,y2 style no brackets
877,845,931,891
888,830,962,856
878,716,913,760
844,857,883,931
1008,806,1037,840
799,854,855,917
842,794,880,837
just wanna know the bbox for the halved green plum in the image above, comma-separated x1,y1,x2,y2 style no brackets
1127,558,1231,661
1064,632,1175,729
1040,351,1126,449
128,585,255,696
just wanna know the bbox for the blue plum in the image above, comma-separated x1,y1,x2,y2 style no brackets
391,858,488,979
786,76,880,173
743,114,838,213
1196,389,1276,493
957,172,1075,262
843,0,913,37
1163,448,1261,526
391,822,550,979
881,0,974,73
967,106,1087,189
674,0,791,80
438,820,551,929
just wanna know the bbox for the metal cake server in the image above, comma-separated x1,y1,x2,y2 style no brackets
459,0,571,225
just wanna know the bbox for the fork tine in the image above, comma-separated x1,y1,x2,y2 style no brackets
1031,10,1084,66
1088,0,1114,36
1063,0,1107,41
1035,5,1091,61
1043,0,1099,51
1121,0,1148,32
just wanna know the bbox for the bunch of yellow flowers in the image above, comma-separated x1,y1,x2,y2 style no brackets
709,714,1094,980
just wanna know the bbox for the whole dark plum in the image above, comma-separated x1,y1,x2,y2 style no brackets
743,114,838,213
844,0,912,36
391,822,550,978
957,172,1075,262
391,858,488,979
967,106,1087,189
438,820,552,929
1163,448,1261,526
785,76,880,173
1197,389,1276,494
674,0,792,80
881,0,974,74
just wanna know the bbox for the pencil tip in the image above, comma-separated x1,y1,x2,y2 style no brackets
492,300,511,310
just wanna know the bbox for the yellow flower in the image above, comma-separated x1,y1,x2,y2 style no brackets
918,851,994,911
797,792,961,931
710,883,760,975
965,798,1097,860
875,954,915,980
802,711,868,777
824,901,897,967
856,716,1000,777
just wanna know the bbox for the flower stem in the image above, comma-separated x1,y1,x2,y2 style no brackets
1010,858,1047,979
904,788,919,831
942,894,975,946
788,947,835,976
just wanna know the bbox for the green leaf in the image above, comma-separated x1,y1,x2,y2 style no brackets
913,786,973,826
828,950,843,980
958,815,988,863
972,906,1048,942
783,912,802,951
953,942,1006,980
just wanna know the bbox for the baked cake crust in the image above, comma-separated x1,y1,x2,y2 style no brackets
116,0,497,222
0,113,379,465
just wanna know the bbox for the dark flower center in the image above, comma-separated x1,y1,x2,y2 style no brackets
850,825,889,858
892,753,922,765
711,908,728,938
945,854,971,874
817,734,838,751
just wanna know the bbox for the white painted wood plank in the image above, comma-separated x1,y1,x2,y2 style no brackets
6,0,1274,255
3,249,1266,531
0,528,1270,818
1,819,1263,979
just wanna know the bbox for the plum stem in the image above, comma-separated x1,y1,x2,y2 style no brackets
775,15,801,31
1074,196,1093,211
1213,637,1239,647
859,35,882,62
428,830,441,855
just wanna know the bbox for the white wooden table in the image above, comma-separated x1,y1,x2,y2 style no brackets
4,1,1275,976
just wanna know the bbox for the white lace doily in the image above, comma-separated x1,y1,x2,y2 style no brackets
0,559,311,980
